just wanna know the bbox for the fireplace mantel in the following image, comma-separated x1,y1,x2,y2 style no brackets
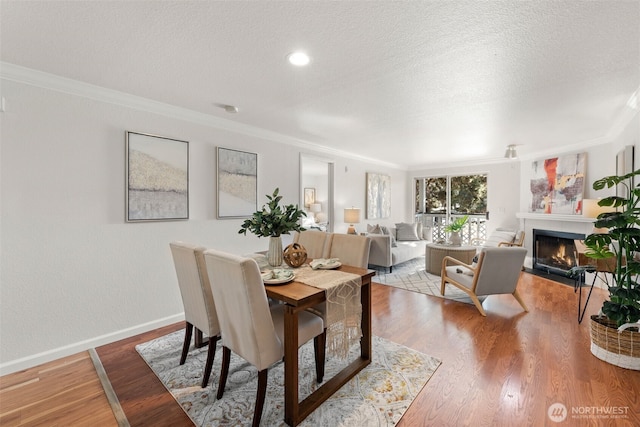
516,212,595,223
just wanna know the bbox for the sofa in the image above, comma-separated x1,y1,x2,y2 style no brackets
367,223,431,272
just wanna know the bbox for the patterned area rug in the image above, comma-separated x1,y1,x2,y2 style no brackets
371,256,482,303
136,331,441,426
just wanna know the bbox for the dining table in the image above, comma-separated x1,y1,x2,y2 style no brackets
264,262,376,426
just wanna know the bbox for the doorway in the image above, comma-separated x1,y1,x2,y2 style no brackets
300,154,334,232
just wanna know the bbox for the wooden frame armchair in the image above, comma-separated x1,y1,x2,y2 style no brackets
440,246,528,316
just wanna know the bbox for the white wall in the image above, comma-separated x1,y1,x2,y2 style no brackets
0,79,408,374
518,111,638,213
327,157,408,234
515,111,639,266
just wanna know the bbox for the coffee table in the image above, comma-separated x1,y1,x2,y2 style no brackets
425,243,477,275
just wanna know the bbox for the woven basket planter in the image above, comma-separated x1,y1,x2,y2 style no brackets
590,315,640,370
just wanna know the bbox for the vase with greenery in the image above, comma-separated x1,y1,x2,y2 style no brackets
444,215,469,245
238,188,307,266
578,169,640,369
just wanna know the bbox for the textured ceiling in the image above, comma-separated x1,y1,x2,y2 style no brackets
1,1,639,169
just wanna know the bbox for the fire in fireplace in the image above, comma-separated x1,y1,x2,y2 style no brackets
533,229,586,277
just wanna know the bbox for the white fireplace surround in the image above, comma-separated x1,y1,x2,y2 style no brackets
516,212,606,288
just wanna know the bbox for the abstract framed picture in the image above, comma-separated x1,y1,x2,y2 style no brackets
217,147,257,218
529,152,586,215
126,131,189,222
366,172,391,219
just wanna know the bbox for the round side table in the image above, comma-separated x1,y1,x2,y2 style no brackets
425,243,477,275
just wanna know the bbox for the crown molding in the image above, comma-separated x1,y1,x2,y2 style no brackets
0,62,404,170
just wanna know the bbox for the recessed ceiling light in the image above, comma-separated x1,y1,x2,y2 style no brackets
287,51,310,66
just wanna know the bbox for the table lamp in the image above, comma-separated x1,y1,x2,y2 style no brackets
344,207,361,234
583,198,615,233
310,203,322,220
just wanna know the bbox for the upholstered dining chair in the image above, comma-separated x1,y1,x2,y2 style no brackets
440,246,528,316
305,233,372,328
293,230,331,259
325,233,371,269
203,249,326,427
169,242,221,388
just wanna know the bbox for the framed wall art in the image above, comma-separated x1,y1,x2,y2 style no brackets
366,172,391,219
217,147,257,218
529,152,586,215
126,131,189,222
304,188,316,208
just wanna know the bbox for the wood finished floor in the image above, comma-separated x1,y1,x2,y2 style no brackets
2,272,639,426
0,351,119,426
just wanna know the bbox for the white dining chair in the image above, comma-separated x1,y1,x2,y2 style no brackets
203,249,326,427
293,230,331,259
169,241,221,388
326,233,371,268
306,233,371,334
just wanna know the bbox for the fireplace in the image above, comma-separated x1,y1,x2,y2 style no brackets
532,229,586,277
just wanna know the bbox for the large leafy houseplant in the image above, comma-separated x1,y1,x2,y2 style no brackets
582,170,640,328
238,188,306,266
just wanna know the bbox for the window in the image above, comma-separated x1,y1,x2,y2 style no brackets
415,174,487,244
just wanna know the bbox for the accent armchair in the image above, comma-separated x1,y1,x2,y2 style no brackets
440,246,528,316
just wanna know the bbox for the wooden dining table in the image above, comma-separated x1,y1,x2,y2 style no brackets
264,263,376,426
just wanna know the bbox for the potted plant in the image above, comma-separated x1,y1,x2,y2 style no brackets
239,188,307,266
579,169,640,370
444,215,469,246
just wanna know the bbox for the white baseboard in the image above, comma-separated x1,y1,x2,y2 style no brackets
0,314,184,377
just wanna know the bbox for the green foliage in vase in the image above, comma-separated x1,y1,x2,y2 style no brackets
581,169,640,328
238,188,307,238
444,215,469,233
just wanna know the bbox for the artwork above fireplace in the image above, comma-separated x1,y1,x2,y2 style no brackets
529,152,586,215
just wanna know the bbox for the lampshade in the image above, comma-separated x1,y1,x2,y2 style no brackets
504,144,518,159
344,208,361,224
310,203,322,213
344,207,361,234
582,198,614,218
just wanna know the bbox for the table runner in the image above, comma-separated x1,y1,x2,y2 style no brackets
293,265,362,358
246,253,363,358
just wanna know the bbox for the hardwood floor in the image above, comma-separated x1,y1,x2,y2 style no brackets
0,351,119,426
2,272,639,426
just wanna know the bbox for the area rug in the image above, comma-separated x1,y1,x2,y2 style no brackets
371,256,483,303
136,331,440,426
